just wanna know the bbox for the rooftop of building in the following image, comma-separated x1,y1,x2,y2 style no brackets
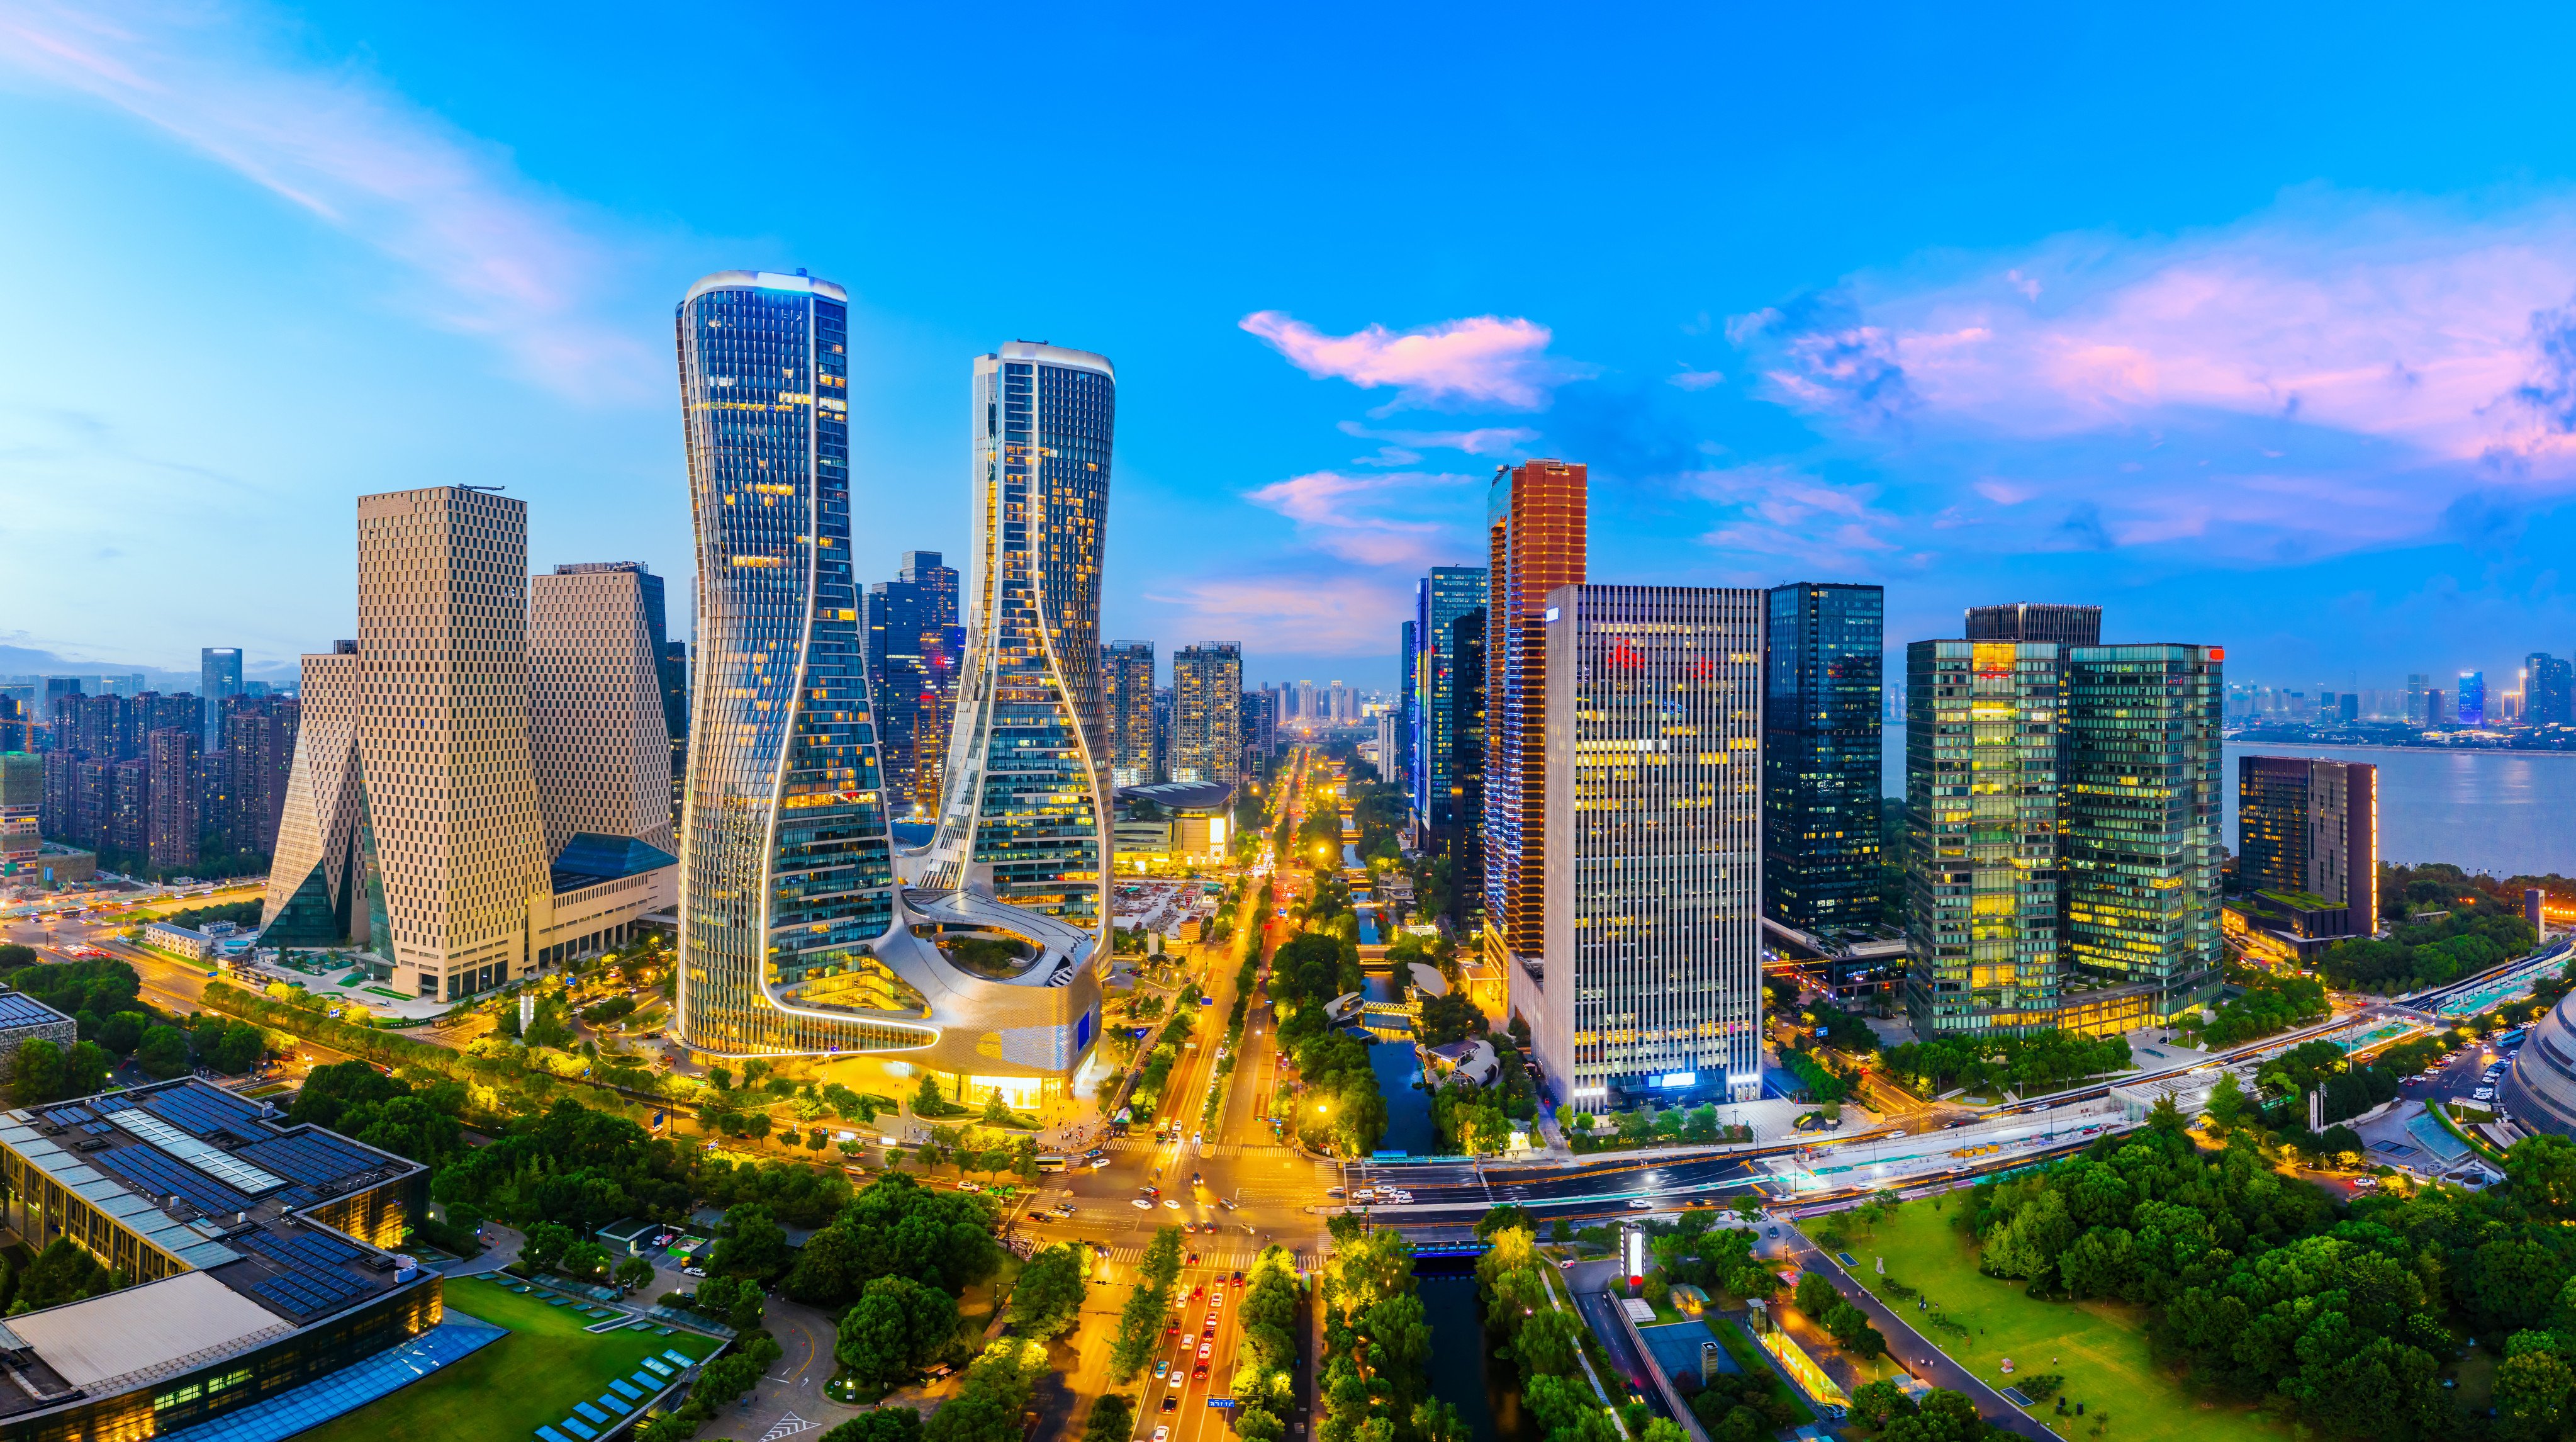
550,833,678,893
1115,780,1236,814
0,1077,425,1416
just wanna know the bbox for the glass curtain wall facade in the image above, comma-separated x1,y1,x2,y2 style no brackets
1762,583,1883,934
1903,641,2063,1034
1172,643,1243,787
1103,642,1156,786
927,343,1116,929
1411,566,1487,840
1530,585,1766,1110
2061,645,2223,1013
674,271,926,1058
2238,754,2378,940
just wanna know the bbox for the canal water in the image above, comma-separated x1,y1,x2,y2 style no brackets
1369,1037,1439,1157
1419,1275,1539,1442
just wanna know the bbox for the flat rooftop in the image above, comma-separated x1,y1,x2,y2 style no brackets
0,1078,425,1416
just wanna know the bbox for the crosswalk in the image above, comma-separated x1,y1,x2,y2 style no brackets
1088,1246,1316,1270
757,1414,820,1441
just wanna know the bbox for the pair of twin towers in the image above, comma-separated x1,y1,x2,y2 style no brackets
678,270,1113,1103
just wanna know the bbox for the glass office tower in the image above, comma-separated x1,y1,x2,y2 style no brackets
1763,583,1883,934
1411,566,1487,841
673,271,927,1058
925,343,1117,930
2061,644,2224,1024
1902,640,2063,1034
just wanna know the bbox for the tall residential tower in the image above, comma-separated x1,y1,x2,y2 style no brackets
1482,460,1587,983
1762,583,1884,935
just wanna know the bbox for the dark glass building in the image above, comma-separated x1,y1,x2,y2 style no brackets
2237,754,2376,940
867,551,961,818
1964,604,2102,647
1448,606,1486,929
1763,582,1884,935
1410,566,1487,845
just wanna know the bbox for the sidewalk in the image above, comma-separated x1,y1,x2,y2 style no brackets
1780,1228,2051,1441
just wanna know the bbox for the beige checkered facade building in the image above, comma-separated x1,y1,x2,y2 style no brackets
530,564,675,859
354,487,549,1000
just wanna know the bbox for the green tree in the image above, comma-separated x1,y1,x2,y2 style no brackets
915,1072,944,1116
6,1039,62,1105
58,1040,109,1099
520,1220,576,1272
97,1011,148,1056
836,1275,960,1388
1082,1397,1134,1442
1109,1227,1185,1379
133,1025,189,1079
613,1254,655,1292
712,1202,792,1281
558,1241,612,1280
1007,1244,1087,1339
822,1410,926,1442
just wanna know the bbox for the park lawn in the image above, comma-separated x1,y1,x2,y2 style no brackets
291,1275,713,1442
1813,1203,2288,1442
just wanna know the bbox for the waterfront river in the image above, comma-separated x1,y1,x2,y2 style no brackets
1883,731,2576,876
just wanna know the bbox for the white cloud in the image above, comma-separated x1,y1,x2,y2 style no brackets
1241,310,1587,410
0,0,657,399
1242,470,1478,566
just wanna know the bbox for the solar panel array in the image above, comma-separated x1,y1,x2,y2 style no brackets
238,1228,370,1319
0,993,67,1028
87,1141,255,1215
39,1107,113,1137
140,1084,273,1141
238,1132,380,1188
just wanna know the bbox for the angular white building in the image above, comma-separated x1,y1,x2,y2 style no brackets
1523,584,1767,1112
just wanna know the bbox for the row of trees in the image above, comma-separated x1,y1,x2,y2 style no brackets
1475,1214,1684,1442
1319,1217,1464,1442
2187,971,2330,1048
1270,932,1388,1156
2321,906,2536,994
1109,1225,1185,1378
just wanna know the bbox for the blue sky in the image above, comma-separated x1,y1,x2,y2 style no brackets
8,3,2576,694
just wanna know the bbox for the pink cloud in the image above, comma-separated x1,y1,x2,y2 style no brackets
1336,421,1540,457
1734,192,2576,471
1243,470,1477,566
0,0,656,399
1140,575,1416,655
1240,310,1581,410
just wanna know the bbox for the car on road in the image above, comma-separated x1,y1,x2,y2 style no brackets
1153,1361,1168,1378
1088,1156,1112,1169
1133,1198,1154,1209
1166,1320,1180,1336
1153,1428,1171,1442
1625,1199,1654,1211
1192,1363,1209,1379
1163,1198,1181,1209
1161,1395,1178,1412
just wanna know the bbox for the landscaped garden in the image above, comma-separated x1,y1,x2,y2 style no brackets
292,1275,713,1442
1811,1202,2286,1442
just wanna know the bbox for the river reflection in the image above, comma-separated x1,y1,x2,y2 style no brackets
1419,1275,1538,1442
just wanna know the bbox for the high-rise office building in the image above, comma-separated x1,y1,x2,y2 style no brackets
926,341,1116,928
1102,641,1157,786
351,487,547,1000
2459,670,2487,727
0,699,25,756
1293,680,1315,723
1525,585,1765,1110
0,752,39,877
145,726,199,870
530,563,676,858
199,648,242,751
2426,687,2451,726
659,639,690,830
2529,654,2573,728
1903,641,2063,1034
1394,620,1416,799
1171,644,1244,786
2405,673,2430,726
1964,604,2102,647
2058,645,2224,1028
1410,566,1487,844
674,271,919,1057
1763,583,1884,934
867,551,962,817
1450,607,1487,929
2239,755,2377,940
1482,459,1588,979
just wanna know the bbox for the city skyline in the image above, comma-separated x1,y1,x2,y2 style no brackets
14,9,2576,690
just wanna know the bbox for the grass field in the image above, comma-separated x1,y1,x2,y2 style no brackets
291,1276,714,1442
1811,1203,2287,1442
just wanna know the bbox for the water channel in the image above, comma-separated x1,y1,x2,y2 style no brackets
1418,1273,1540,1442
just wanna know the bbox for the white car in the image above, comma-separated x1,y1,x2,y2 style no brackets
1133,1198,1154,1210
1153,1429,1172,1442
1162,1198,1181,1209
2475,1088,2497,1101
1626,1199,1654,1211
1089,1156,1114,1169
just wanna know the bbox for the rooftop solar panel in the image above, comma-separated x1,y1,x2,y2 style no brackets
0,994,67,1029
137,1083,272,1141
86,1141,255,1215
237,1132,383,1188
104,1110,288,1195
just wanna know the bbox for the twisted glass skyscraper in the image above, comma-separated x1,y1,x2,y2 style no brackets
673,271,929,1059
921,344,1117,930
676,290,1105,1098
